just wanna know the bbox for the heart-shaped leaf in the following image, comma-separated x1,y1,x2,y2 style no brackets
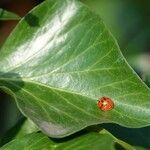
0,0,150,138
0,130,134,150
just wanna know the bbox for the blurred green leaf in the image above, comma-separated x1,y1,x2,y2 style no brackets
0,8,20,20
81,0,150,54
0,0,150,138
0,130,134,150
102,124,150,150
14,118,39,138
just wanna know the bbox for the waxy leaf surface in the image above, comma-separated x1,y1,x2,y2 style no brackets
0,0,150,138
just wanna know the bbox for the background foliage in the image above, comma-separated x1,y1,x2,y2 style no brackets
0,0,150,149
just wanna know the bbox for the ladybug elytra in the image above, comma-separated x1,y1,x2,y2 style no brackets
97,97,114,111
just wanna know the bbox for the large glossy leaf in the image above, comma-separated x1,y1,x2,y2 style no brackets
0,130,134,150
0,8,20,20
0,0,150,138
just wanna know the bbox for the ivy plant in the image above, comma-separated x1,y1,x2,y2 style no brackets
0,0,150,149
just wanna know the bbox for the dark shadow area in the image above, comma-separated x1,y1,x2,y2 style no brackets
101,123,150,150
68,123,150,149
24,13,39,27
0,71,24,145
115,143,126,150
0,117,25,147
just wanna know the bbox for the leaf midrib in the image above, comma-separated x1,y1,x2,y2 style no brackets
0,77,150,125
0,77,101,121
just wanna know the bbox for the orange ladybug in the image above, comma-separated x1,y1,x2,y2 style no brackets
97,97,114,111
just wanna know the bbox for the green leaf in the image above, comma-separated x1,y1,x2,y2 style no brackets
133,146,147,150
0,8,20,20
103,124,150,149
14,118,39,138
0,0,150,138
0,130,134,150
